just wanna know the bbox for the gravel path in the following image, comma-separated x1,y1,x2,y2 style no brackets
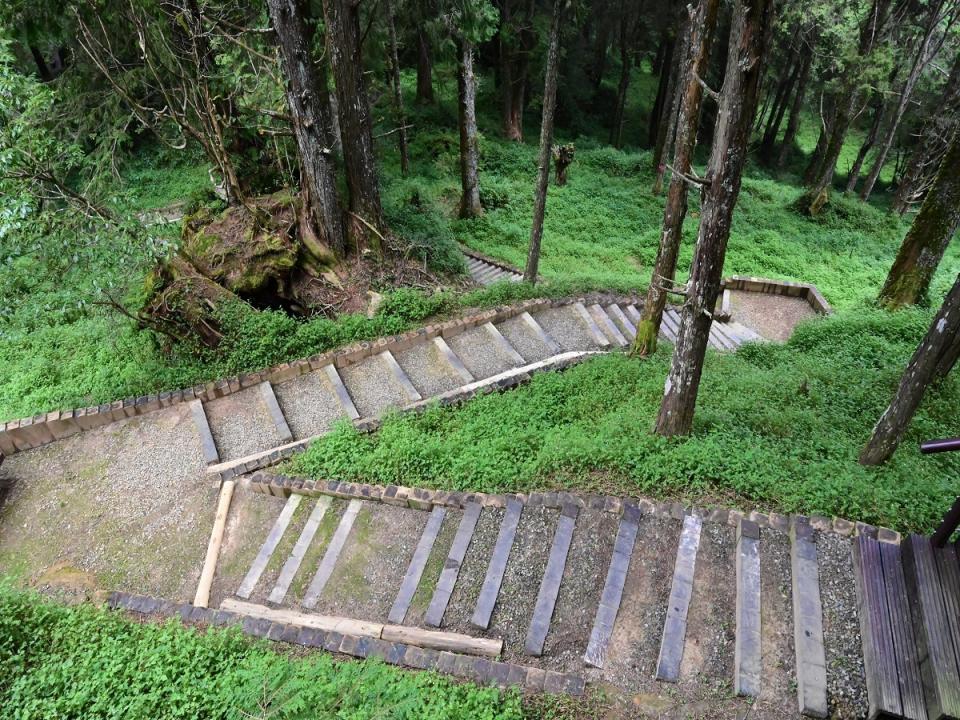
497,316,555,363
393,342,463,397
446,326,518,380
753,527,797,717
728,290,817,342
438,506,504,632
273,371,348,440
533,306,603,351
204,387,284,461
339,355,412,418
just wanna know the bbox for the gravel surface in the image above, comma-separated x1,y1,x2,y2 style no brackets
273,371,348,440
532,306,604,352
729,290,817,342
204,387,284,461
312,501,429,622
487,504,558,664
753,527,797,717
446,326,517,380
818,531,868,719
339,355,412,418
496,316,555,363
0,404,213,601
393,342,463,397
437,506,504,632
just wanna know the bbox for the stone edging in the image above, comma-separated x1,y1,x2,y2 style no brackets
0,293,637,457
107,592,586,695
721,275,833,316
247,471,903,545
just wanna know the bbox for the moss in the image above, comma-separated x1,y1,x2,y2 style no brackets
631,318,658,357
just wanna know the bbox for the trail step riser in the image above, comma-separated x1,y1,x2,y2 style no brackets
656,513,702,682
237,494,303,599
269,497,332,605
525,505,579,656
302,500,363,609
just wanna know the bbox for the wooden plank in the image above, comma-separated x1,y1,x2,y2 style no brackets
258,381,294,444
381,625,502,658
525,504,579,656
572,302,611,346
322,364,360,420
483,322,526,365
389,507,447,624
302,499,363,609
223,598,383,638
472,498,523,629
656,513,702,682
625,304,642,325
425,502,483,627
521,312,562,354
194,479,236,608
791,519,829,718
879,540,926,720
606,304,637,341
852,535,903,719
237,494,303,598
660,308,680,343
189,399,220,465
588,303,628,347
734,520,762,697
935,544,960,685
584,503,640,668
433,336,474,383
902,534,960,719
380,350,422,402
268,497,333,605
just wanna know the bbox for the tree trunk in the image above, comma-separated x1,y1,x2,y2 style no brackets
554,143,574,185
30,46,53,81
776,52,811,168
591,9,611,90
267,0,345,259
860,271,960,465
860,0,946,202
322,0,385,254
416,27,434,103
648,34,675,149
385,0,410,175
655,0,776,436
458,40,482,219
934,329,960,380
845,96,886,193
524,0,564,284
610,11,634,149
652,22,691,194
802,100,834,184
760,53,799,157
500,0,535,142
633,0,721,357
878,131,960,309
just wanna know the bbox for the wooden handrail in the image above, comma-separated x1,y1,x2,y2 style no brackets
921,437,960,454
922,438,959,547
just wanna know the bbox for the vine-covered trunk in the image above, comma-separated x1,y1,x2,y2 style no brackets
524,0,563,283
457,40,482,219
416,27,434,103
385,0,410,175
776,53,811,168
322,0,385,254
879,131,960,309
633,0,720,357
267,0,345,259
860,272,960,465
656,0,775,436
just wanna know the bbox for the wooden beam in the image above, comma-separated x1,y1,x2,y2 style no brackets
194,479,236,608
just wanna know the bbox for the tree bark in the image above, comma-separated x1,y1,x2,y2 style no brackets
776,52,811,168
859,0,947,202
267,0,345,259
845,95,886,194
633,0,721,357
322,0,386,253
652,19,691,194
458,40,482,219
860,271,960,465
385,0,410,175
760,51,799,157
610,5,637,149
500,0,535,141
416,27,434,103
655,0,776,436
878,130,960,309
30,46,53,82
524,0,564,284
648,33,676,149
802,99,834,185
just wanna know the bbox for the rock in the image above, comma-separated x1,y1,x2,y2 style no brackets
366,291,384,318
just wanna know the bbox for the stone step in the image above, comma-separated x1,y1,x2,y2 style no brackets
571,302,611,347
380,350,422,403
189,399,219,466
588,303,628,347
202,385,287,462
606,303,637,342
322,364,360,420
734,519,762,697
258,381,294,445
660,308,680,343
791,518,829,718
533,305,607,352
302,499,363,609
525,503,579,656
483,322,526,366
389,506,447,624
269,497,333,604
472,498,523,630
447,324,523,380
393,341,466,398
494,313,559,364
273,369,348,440
425,502,483,627
339,353,419,418
237,494,303,599
656,513,702,681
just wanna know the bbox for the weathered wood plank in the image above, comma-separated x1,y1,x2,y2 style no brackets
322,364,360,420
584,503,640,668
572,302,611,346
380,350,423,402
189,399,220,465
223,598,383,637
588,304,628,346
425,502,483,627
606,304,637,341
660,308,681,343
791,519,828,718
624,304,642,325
902,534,960,719
472,498,523,629
521,311,562,354
934,544,960,692
879,540,926,720
268,496,333,605
258,381,294,444
852,534,903,719
302,500,363,609
483,322,526,365
734,520,762,697
237,494,303,598
432,336,474,383
656,513,702,682
389,506,447,624
525,504,578,656
381,624,502,658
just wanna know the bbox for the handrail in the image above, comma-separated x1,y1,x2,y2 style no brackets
923,438,960,547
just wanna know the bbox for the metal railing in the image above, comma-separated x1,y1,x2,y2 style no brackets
923,437,960,547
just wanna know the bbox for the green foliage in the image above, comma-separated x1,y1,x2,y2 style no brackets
0,587,524,720
290,308,960,534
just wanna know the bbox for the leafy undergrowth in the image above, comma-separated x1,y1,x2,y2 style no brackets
0,587,532,720
290,309,960,534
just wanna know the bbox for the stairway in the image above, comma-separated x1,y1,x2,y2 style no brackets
217,486,868,713
853,533,960,720
462,253,523,286
190,301,762,475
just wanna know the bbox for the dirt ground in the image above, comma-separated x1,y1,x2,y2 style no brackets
728,290,818,342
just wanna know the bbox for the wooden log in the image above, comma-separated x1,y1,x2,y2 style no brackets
194,479,236,608
222,598,383,638
381,625,502,657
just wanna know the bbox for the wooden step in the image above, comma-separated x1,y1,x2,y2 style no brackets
425,502,483,627
472,498,523,630
389,506,447,624
790,518,828,718
734,520,761,697
525,503,579,656
269,497,333,605
302,500,362,608
656,513,701,681
237,494,303,598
